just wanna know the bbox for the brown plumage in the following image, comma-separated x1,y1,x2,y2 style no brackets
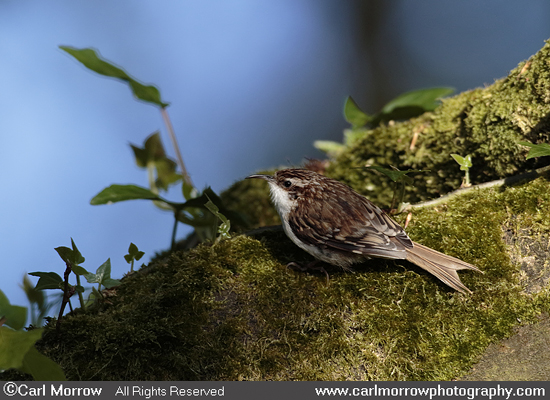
247,168,481,294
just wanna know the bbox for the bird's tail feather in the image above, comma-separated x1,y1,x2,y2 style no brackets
405,242,482,294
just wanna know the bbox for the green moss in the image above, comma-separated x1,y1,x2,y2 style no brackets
7,177,545,381
326,41,550,208
5,39,550,384
221,170,280,230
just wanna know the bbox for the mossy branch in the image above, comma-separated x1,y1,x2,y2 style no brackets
402,164,550,212
326,39,550,207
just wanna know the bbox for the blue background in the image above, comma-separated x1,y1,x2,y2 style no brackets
1,0,549,319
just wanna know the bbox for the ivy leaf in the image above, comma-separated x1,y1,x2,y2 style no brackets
0,327,44,371
20,345,67,381
367,87,455,125
181,181,197,201
181,187,220,209
70,238,85,264
184,188,246,225
381,87,454,114
451,154,472,171
28,272,64,291
0,290,27,331
84,259,121,290
90,184,163,205
519,141,550,159
89,287,103,301
154,157,181,190
130,132,182,191
344,96,372,128
60,46,169,108
124,243,145,264
132,131,166,166
54,238,85,265
205,194,231,240
71,265,90,276
344,88,454,129
20,275,46,313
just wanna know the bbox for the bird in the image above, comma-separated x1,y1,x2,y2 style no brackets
246,168,481,294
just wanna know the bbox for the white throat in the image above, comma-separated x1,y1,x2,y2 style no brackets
268,182,296,220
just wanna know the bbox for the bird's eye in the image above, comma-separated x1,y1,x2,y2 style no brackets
283,180,292,188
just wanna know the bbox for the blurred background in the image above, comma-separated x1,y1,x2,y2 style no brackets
1,0,549,319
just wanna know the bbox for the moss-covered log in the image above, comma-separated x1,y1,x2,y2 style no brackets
223,41,550,232
0,176,546,381
4,39,550,382
325,40,550,207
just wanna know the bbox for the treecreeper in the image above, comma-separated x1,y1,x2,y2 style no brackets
246,168,481,294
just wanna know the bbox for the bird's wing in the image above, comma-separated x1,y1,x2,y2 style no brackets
289,186,412,259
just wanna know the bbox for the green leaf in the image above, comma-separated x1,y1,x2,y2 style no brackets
344,96,372,128
130,143,149,168
380,87,454,115
313,140,345,157
29,272,64,291
154,157,182,191
143,131,167,160
60,46,169,108
131,132,182,191
360,165,427,183
205,194,231,240
21,275,46,311
368,87,454,125
0,327,43,370
100,277,121,289
181,181,197,201
70,238,86,264
20,345,67,381
451,154,472,170
0,290,27,330
519,141,550,159
54,238,85,265
71,265,90,276
90,287,103,301
130,131,166,168
84,259,121,289
180,187,220,209
90,184,163,205
174,187,247,230
54,246,72,264
126,243,145,263
175,210,217,228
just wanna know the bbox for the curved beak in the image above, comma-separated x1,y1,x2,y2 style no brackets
246,174,274,182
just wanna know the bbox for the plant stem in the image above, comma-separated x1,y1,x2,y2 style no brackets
160,107,193,187
75,275,85,308
464,169,471,187
390,180,405,214
171,210,179,251
401,164,550,213
56,262,72,330
147,162,156,193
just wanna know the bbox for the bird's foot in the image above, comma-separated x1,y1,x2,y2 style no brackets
286,260,329,284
